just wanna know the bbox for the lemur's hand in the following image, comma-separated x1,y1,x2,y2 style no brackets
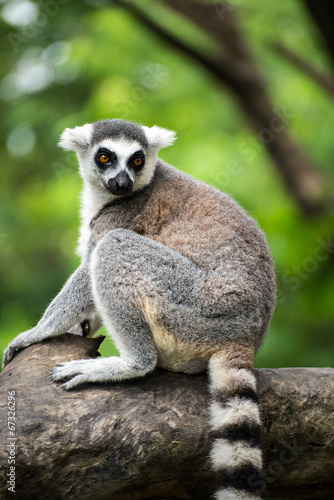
3,328,39,368
51,356,152,391
51,359,99,390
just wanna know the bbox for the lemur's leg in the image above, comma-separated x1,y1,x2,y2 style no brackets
3,265,94,367
52,228,201,390
209,345,264,500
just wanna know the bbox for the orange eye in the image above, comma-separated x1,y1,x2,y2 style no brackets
99,154,110,164
134,158,143,167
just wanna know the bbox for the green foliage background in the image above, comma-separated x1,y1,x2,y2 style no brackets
0,0,333,367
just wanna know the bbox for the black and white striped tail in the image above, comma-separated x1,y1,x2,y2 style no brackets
209,351,264,500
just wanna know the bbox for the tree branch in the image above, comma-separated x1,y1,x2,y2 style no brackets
113,0,236,85
116,0,332,217
0,335,333,499
272,41,334,96
303,0,334,65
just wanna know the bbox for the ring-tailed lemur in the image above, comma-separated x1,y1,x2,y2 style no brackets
3,119,276,499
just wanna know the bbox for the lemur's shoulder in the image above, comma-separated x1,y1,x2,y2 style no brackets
152,161,267,242
88,160,224,240
89,160,270,272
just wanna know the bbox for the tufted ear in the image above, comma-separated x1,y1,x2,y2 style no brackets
58,123,93,152
142,125,176,150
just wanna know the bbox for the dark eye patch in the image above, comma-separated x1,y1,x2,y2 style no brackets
129,150,145,170
95,148,117,168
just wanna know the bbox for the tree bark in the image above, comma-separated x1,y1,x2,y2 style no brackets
0,336,333,499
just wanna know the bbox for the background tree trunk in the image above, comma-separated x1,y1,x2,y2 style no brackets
0,335,333,500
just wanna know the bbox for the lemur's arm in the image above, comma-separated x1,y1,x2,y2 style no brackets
2,265,94,367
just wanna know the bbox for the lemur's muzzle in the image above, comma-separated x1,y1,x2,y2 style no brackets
107,171,133,196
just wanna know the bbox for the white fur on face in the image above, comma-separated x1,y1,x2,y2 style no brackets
92,138,144,181
76,138,158,259
58,122,176,200
86,138,158,202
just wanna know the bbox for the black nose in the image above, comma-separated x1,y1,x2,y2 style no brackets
107,172,133,196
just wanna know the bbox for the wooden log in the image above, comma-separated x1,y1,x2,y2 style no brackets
0,335,333,499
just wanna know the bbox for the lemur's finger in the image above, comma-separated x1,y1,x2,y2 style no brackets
3,344,15,367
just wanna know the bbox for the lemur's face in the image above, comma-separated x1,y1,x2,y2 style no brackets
59,119,176,199
89,138,149,197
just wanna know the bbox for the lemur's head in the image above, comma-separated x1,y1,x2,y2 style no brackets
59,119,176,197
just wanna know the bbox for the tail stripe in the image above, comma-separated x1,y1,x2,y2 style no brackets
212,385,259,405
215,487,261,500
217,463,264,494
209,366,257,393
212,420,261,447
210,399,260,429
210,439,262,470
